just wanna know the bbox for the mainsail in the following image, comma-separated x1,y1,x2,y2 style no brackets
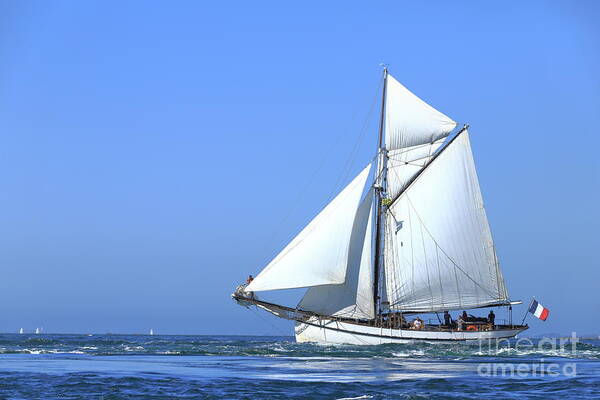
383,130,509,313
246,164,372,292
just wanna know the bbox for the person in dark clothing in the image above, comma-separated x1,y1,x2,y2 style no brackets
488,310,495,326
462,311,468,320
246,275,254,284
443,311,452,326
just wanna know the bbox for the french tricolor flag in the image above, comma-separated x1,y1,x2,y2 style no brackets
529,299,549,321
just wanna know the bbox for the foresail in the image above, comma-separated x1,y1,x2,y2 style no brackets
298,189,374,319
384,74,456,151
383,131,508,313
246,164,372,292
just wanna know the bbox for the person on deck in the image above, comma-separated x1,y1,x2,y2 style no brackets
462,310,468,321
443,311,452,327
243,275,256,299
488,310,495,326
457,315,464,331
412,317,423,330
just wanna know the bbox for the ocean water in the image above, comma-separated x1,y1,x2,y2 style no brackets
0,334,598,399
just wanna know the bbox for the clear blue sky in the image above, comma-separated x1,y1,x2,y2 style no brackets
0,1,598,336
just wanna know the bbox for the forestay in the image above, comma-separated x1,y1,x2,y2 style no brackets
383,131,508,313
246,164,372,292
298,189,375,319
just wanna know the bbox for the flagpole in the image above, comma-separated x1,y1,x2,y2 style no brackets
520,297,534,326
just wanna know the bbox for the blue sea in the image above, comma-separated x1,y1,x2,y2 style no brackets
0,334,598,399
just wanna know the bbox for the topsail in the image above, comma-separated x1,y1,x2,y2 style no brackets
384,75,456,201
384,75,456,151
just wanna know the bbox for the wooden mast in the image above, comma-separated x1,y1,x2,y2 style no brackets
373,67,388,320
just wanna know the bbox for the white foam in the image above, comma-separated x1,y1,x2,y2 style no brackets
392,350,425,357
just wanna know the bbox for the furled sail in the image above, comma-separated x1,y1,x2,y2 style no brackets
298,189,375,319
246,164,372,292
383,130,508,313
384,74,456,151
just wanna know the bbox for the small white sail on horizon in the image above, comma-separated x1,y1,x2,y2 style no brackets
19,328,24,334
150,329,154,336
35,328,41,334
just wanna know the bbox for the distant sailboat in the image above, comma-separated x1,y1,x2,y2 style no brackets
149,329,154,336
19,328,24,334
35,328,41,334
233,68,528,344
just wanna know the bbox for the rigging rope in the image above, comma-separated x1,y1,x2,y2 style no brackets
383,192,501,310
329,77,382,199
250,305,291,337
404,196,499,300
258,76,382,269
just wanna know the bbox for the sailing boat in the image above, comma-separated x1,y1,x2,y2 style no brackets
35,327,41,334
19,328,24,334
232,68,528,343
149,329,154,336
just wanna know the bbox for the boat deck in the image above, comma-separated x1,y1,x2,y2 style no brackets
232,292,527,334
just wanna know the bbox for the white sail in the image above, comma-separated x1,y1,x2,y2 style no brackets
386,138,446,200
246,164,372,292
384,74,456,151
298,189,375,319
384,130,508,313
